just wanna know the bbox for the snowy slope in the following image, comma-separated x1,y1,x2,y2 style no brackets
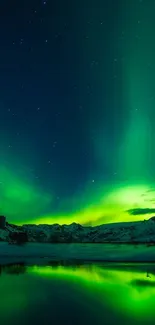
1,217,155,243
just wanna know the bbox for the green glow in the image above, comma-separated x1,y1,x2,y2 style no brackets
0,272,28,320
1,162,155,225
119,0,154,182
2,264,155,322
0,165,53,223
0,2,155,226
28,264,155,320
30,183,155,225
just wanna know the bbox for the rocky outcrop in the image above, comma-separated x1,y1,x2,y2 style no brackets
0,216,6,229
1,217,155,244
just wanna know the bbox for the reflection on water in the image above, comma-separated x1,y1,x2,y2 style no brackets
0,262,155,325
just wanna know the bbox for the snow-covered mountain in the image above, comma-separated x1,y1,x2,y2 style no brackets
1,217,155,243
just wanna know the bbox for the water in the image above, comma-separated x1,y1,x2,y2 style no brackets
0,263,155,325
0,242,155,263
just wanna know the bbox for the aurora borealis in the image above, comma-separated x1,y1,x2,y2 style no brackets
0,0,155,225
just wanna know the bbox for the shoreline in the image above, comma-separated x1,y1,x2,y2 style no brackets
0,242,155,264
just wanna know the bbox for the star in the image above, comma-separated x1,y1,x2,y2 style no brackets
52,141,57,148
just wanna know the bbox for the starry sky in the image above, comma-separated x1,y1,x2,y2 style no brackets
0,0,155,225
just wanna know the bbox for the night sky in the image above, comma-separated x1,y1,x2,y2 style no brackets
0,0,155,225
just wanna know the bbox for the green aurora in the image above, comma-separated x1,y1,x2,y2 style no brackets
0,161,155,226
0,1,155,226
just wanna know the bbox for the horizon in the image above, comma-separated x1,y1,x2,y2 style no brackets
3,214,154,228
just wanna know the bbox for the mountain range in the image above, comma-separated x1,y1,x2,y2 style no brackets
1,217,155,244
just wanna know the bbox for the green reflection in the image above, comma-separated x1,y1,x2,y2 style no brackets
1,263,155,324
28,263,155,320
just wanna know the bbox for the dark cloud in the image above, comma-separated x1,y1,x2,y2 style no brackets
127,208,155,215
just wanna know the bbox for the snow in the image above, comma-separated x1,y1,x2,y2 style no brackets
1,217,155,244
1,216,155,263
21,218,155,243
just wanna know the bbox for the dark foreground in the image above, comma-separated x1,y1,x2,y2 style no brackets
1,262,155,325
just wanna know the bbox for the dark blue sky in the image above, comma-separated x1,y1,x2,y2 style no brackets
0,2,120,193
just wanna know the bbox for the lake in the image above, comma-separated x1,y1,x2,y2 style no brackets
0,262,155,325
0,242,155,263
